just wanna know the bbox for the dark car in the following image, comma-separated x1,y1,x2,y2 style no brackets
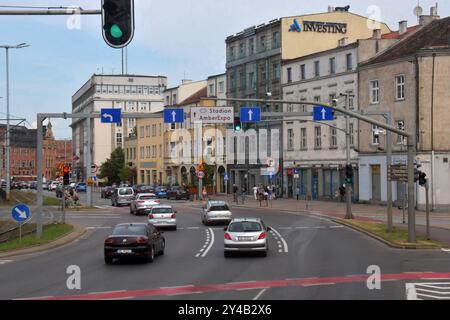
133,184,154,195
30,181,37,190
76,183,87,192
101,186,114,199
11,181,22,190
166,186,190,200
154,186,167,199
104,223,165,264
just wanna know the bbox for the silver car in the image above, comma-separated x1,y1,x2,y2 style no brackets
224,218,271,257
148,205,177,230
111,187,135,207
130,193,161,215
202,200,233,225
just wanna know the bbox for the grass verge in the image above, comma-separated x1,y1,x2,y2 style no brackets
339,219,444,249
0,191,61,206
0,223,73,253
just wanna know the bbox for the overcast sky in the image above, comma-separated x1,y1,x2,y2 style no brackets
0,0,449,139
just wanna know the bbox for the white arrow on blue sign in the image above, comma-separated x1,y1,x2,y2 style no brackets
164,109,184,124
313,106,334,121
241,107,261,123
101,108,122,124
12,204,30,222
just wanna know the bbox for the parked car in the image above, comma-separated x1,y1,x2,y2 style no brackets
30,181,37,190
202,200,233,226
154,186,167,199
12,181,22,190
130,193,160,215
0,181,6,189
166,186,190,200
223,218,270,257
69,182,77,189
76,183,87,193
101,186,114,199
148,205,177,230
133,184,154,195
111,187,135,207
48,181,58,191
104,223,165,264
42,182,48,190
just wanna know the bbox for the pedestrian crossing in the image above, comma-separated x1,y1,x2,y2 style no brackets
406,282,450,300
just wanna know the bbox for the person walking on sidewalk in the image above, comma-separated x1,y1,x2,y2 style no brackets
339,184,346,203
233,184,238,203
296,186,300,200
253,185,258,200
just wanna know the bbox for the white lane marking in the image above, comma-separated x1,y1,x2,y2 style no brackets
253,288,268,300
441,249,450,252
88,290,127,295
101,296,135,300
15,296,54,300
226,281,256,285
85,227,113,230
167,291,203,296
278,227,292,230
160,285,194,289
201,228,215,258
270,227,288,253
303,283,336,287
187,227,200,230
0,260,14,265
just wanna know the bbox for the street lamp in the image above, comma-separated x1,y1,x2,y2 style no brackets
0,43,30,201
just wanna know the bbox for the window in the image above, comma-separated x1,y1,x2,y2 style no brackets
287,129,294,151
329,57,336,74
116,133,123,147
349,123,355,146
346,53,353,71
395,75,405,100
314,61,320,77
143,86,148,95
273,63,281,80
396,120,405,145
329,93,337,105
209,84,214,96
370,80,379,104
287,67,292,83
139,126,145,138
249,38,254,55
348,93,355,110
219,81,225,93
230,72,236,90
314,127,322,149
301,128,307,149
260,64,267,82
159,123,162,136
260,35,266,52
159,144,162,158
300,64,306,80
145,125,150,137
372,125,380,145
272,31,280,49
330,127,337,148
248,72,255,88
229,46,235,61
239,43,245,58
137,86,143,95
131,86,137,95
314,96,321,103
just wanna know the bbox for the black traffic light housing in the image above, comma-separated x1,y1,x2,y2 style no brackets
63,166,71,186
102,0,135,48
234,117,242,131
345,164,353,184
418,171,427,187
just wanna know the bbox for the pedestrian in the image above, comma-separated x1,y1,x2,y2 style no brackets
233,184,238,202
339,184,346,202
296,186,300,200
202,186,208,200
253,185,258,200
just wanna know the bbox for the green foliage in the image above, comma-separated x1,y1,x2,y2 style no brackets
118,165,133,183
98,147,125,184
204,164,215,187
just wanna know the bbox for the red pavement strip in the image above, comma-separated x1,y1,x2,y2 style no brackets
24,272,450,300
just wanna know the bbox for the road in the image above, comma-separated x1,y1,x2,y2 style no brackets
1,196,450,300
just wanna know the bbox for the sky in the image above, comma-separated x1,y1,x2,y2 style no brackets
0,0,449,139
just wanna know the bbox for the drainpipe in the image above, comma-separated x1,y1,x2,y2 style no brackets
430,53,436,211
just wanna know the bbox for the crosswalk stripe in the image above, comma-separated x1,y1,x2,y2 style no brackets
0,260,13,265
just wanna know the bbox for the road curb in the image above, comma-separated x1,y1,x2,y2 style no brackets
0,224,86,259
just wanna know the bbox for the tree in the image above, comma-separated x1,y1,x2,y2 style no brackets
98,147,125,184
118,166,133,184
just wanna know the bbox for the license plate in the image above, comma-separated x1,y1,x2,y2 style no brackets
238,237,253,242
117,250,132,254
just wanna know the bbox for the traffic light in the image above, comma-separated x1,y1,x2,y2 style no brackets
63,166,70,186
418,171,427,187
234,117,242,131
414,168,420,183
102,0,135,48
345,164,353,184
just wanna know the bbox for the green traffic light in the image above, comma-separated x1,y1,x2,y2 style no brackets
110,24,123,39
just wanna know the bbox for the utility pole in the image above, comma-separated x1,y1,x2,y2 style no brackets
386,114,393,233
342,93,353,220
85,118,93,207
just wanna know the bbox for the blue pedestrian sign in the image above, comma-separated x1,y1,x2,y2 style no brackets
241,107,261,123
101,108,122,124
164,109,184,124
12,204,30,223
313,106,334,121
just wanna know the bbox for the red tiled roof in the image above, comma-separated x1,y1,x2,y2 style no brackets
381,26,418,39
178,87,207,106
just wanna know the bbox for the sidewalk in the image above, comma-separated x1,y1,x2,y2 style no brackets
205,195,450,247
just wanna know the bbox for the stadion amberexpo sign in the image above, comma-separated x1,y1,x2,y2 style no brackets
191,107,234,124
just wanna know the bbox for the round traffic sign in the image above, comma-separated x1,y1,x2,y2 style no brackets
91,163,99,174
197,171,205,179
12,204,30,223
266,157,276,168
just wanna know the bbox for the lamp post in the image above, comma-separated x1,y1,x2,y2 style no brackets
0,43,30,201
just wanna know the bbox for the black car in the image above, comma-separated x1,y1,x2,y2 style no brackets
133,184,154,195
166,186,190,200
104,223,165,264
101,186,114,199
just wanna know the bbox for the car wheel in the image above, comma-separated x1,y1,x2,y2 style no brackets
159,240,165,255
224,251,231,258
261,251,267,257
104,256,113,265
147,246,155,263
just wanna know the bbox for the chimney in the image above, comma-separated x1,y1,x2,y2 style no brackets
431,4,438,17
372,29,381,40
399,20,408,36
420,5,440,26
328,6,335,12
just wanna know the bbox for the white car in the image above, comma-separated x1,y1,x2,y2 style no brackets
130,193,161,215
202,200,233,226
48,181,58,191
224,218,270,257
148,205,177,230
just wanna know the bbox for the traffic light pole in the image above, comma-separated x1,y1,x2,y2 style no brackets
344,94,353,220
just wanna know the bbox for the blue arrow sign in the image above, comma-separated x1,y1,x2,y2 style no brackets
241,107,261,123
313,106,334,121
12,204,30,223
101,108,122,124
164,109,184,124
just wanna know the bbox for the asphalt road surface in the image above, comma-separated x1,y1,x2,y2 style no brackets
1,198,450,300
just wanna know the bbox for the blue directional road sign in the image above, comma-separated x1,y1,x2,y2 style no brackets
12,204,30,223
164,109,184,124
101,108,122,124
241,107,261,123
313,106,334,121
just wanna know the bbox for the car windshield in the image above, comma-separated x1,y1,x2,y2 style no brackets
139,195,156,200
112,225,146,236
119,188,133,195
152,208,173,214
229,222,262,233
210,205,229,211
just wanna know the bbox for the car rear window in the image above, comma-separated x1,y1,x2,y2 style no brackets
112,225,146,235
229,222,262,233
210,205,229,211
152,208,173,214
119,188,133,195
139,195,157,200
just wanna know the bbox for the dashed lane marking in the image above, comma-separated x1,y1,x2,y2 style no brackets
253,288,268,300
0,260,14,265
270,227,288,253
